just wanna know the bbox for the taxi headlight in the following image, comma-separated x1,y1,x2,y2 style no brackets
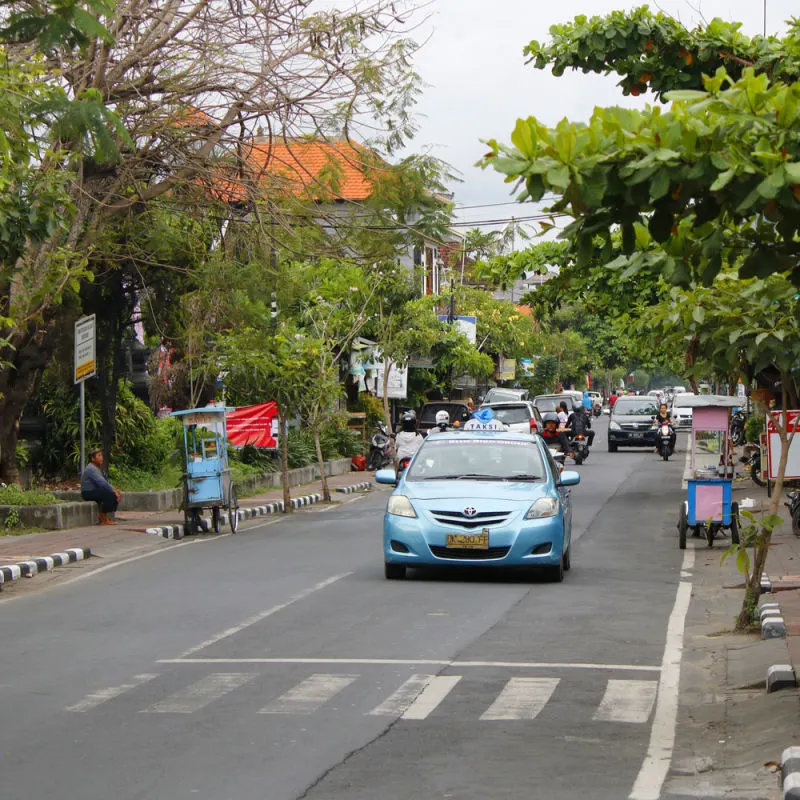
609,421,621,431
388,495,417,518
525,497,559,520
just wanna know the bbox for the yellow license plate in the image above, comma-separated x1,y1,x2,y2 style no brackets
446,531,489,549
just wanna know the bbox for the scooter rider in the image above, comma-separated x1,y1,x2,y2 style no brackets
653,402,676,453
540,412,573,458
567,403,595,447
429,409,451,433
395,411,424,460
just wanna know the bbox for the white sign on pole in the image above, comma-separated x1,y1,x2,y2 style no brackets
438,315,477,345
74,315,97,384
374,360,408,399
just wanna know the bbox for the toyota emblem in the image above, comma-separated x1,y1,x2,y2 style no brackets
463,506,477,518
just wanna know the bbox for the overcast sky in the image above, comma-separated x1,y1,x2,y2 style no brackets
404,0,798,224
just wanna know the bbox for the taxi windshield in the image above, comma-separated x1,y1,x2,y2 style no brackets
407,439,545,482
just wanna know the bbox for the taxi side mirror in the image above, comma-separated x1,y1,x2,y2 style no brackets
375,468,398,485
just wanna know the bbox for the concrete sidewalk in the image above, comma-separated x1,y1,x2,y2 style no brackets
0,470,376,568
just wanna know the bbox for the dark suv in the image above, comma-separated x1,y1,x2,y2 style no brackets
608,397,659,451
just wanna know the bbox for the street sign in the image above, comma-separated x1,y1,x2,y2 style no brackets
74,315,96,384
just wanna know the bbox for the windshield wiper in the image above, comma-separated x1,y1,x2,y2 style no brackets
504,474,542,481
426,473,504,481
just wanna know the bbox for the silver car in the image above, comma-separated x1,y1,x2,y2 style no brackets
480,401,543,435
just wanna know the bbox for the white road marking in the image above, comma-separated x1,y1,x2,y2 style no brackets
593,679,658,724
368,674,461,719
142,673,255,714
159,657,660,672
66,673,159,712
480,677,559,721
259,674,357,714
401,675,461,720
177,573,350,658
629,551,693,800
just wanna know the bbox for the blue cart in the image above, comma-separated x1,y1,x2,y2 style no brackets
171,407,240,534
677,396,740,549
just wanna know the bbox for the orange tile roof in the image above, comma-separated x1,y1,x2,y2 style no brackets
209,139,380,204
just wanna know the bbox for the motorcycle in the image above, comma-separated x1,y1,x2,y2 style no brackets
570,433,590,465
730,410,747,447
593,405,602,417
656,422,675,461
366,423,393,471
740,443,765,487
785,490,800,538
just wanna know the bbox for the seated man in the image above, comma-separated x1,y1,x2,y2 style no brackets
81,449,121,525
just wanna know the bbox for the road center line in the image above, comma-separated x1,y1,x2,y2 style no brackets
157,656,660,672
176,573,351,658
629,550,693,800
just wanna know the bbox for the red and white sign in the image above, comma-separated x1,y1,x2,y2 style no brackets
766,410,800,481
226,402,279,449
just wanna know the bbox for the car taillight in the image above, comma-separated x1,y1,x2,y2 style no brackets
529,418,538,432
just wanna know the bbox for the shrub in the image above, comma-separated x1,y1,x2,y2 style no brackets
0,485,58,506
745,414,765,444
286,428,317,468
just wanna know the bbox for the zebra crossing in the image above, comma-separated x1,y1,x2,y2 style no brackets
66,669,659,724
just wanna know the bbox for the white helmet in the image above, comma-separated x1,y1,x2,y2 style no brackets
435,410,450,426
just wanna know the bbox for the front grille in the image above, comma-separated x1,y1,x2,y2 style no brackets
429,545,511,560
620,422,651,431
430,510,511,530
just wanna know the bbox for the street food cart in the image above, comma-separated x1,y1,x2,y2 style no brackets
171,407,239,534
677,395,740,549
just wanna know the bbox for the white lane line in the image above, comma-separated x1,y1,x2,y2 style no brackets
593,679,658,724
142,673,255,714
159,657,661,672
177,573,350,658
629,550,693,800
480,677,559,721
66,673,159,712
401,675,461,720
259,674,357,715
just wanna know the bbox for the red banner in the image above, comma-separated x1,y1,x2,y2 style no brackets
226,402,279,449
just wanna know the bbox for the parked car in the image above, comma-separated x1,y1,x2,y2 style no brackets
482,387,530,405
418,401,472,433
376,429,580,582
608,396,660,451
533,394,579,415
480,401,543,435
670,392,695,430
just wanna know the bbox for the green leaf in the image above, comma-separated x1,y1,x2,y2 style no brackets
755,331,769,346
736,547,750,576
650,169,670,201
663,90,709,102
692,306,705,324
785,162,800,183
756,168,786,199
710,169,735,192
510,119,535,159
546,164,571,190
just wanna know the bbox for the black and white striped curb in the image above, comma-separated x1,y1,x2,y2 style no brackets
760,598,787,640
145,493,323,538
0,547,91,586
780,747,800,798
335,482,372,494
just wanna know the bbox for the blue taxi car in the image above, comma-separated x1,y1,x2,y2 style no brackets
376,430,580,582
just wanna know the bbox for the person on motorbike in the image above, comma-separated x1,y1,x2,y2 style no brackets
429,409,451,433
653,402,676,452
557,401,570,426
567,404,595,447
395,411,424,461
540,412,573,458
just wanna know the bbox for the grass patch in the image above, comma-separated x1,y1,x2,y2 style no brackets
0,485,58,506
0,526,49,536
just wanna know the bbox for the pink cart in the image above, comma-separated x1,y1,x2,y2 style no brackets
677,395,741,549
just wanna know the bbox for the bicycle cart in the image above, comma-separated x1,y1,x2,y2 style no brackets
677,395,740,549
171,406,240,534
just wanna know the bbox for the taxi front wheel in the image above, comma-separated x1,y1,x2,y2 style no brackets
384,563,406,580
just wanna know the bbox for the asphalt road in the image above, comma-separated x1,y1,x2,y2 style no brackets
0,418,693,800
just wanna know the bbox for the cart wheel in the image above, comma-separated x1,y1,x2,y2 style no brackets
678,503,688,550
228,484,239,533
212,506,221,534
730,502,740,545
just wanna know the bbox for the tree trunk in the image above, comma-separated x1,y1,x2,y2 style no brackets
280,408,292,513
313,423,330,503
735,379,793,630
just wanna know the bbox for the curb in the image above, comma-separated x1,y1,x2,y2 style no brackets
335,482,372,494
781,747,800,798
144,492,323,538
760,596,787,640
0,547,91,587
767,664,797,693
